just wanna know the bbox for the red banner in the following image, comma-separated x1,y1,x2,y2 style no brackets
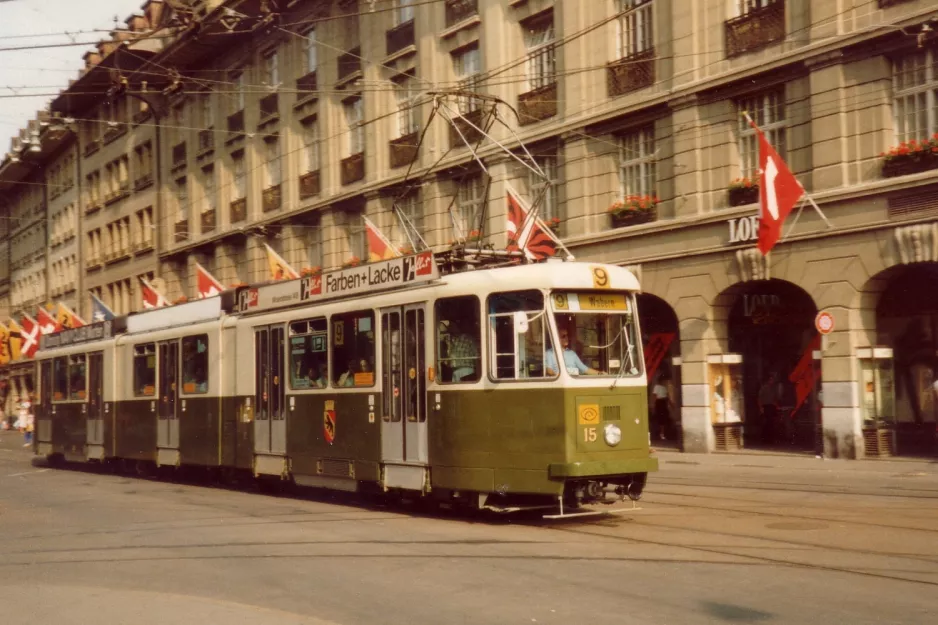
644,332,676,382
788,334,821,415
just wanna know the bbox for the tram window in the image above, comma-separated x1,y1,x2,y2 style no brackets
290,318,328,389
436,295,481,383
133,343,157,396
69,354,87,400
332,310,376,387
181,335,209,393
487,290,554,381
551,292,641,377
52,357,68,401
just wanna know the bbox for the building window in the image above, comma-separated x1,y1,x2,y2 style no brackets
344,98,364,156
304,29,318,74
307,219,324,269
264,136,281,187
393,192,423,248
893,50,938,144
396,0,415,24
524,13,556,91
529,153,560,222
302,119,319,173
175,177,188,222
618,126,656,198
456,174,486,239
394,74,420,137
201,94,213,128
232,152,246,200
735,0,776,16
233,71,245,111
264,50,279,87
202,165,216,213
616,0,653,58
737,90,785,179
453,45,482,114
347,211,366,260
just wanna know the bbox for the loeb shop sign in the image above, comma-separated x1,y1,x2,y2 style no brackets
727,215,760,244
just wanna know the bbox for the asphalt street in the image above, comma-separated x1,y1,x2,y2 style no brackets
1,434,937,625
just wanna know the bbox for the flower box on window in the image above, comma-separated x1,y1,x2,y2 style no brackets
544,216,561,234
608,196,658,228
343,256,362,268
881,136,938,178
728,178,760,206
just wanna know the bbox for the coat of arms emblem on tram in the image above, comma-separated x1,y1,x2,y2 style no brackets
324,401,336,445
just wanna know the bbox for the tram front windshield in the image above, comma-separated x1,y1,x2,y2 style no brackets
550,291,641,378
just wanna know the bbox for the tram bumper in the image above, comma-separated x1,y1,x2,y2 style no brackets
547,457,658,479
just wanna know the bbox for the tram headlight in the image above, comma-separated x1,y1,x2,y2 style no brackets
603,423,622,447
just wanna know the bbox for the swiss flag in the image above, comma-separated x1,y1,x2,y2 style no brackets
752,121,804,256
363,216,401,262
37,307,60,334
505,186,557,261
20,314,40,358
139,276,169,309
196,262,225,299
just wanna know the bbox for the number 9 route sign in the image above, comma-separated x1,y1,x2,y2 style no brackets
815,311,835,335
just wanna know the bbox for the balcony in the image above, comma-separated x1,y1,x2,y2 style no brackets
607,48,656,97
172,142,186,168
299,170,321,199
174,219,188,243
517,82,558,126
259,93,279,123
386,19,415,57
103,124,127,145
448,107,486,149
389,132,419,168
200,208,216,234
296,71,318,102
230,197,247,223
227,110,245,142
340,152,365,185
878,0,913,6
83,139,101,158
262,184,282,213
445,0,477,28
338,47,362,83
725,0,785,58
134,172,154,191
198,128,214,154
133,109,152,125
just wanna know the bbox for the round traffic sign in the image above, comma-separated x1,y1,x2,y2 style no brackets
815,311,835,335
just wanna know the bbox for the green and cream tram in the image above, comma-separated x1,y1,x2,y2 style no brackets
32,254,657,515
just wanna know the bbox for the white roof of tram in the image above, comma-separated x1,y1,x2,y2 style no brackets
438,260,641,294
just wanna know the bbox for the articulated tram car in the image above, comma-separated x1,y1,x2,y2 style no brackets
33,255,658,514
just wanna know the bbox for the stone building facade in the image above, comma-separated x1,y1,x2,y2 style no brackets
2,0,938,457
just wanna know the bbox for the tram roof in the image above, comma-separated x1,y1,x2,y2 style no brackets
438,260,641,294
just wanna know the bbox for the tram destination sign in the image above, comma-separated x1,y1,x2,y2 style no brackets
40,320,116,350
238,251,439,314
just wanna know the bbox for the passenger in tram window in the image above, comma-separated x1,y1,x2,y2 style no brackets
307,363,327,388
339,360,357,387
545,326,601,377
447,318,480,382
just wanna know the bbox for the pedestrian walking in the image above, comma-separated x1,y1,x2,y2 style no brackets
652,374,673,441
759,372,781,444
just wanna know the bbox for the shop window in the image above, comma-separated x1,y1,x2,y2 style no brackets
290,318,329,389
436,295,481,383
133,343,156,396
487,290,553,380
331,310,375,387
181,335,209,393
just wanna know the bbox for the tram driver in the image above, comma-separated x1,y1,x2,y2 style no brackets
545,326,601,377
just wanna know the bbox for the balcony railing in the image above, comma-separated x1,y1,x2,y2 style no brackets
174,219,188,243
200,208,216,234
299,170,321,199
445,0,478,28
386,19,415,56
133,109,152,125
83,139,101,158
198,128,214,153
259,93,279,122
103,124,127,145
172,141,186,167
725,0,785,58
230,197,247,223
227,110,245,141
340,152,365,185
262,184,282,212
607,48,656,97
134,172,154,191
338,47,362,82
878,0,913,6
296,71,318,100
517,82,558,126
449,107,486,149
389,132,419,168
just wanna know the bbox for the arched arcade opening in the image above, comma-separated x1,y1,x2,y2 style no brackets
637,293,681,445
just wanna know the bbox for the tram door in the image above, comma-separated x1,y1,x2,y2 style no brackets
86,352,104,450
157,341,180,453
254,326,286,456
380,304,428,464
